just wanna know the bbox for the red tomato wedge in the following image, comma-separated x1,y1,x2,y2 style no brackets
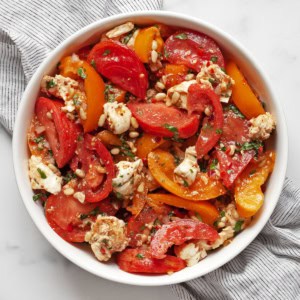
87,40,148,99
164,30,224,71
127,102,199,139
187,84,224,158
117,249,186,274
45,193,117,242
35,97,80,168
216,150,255,188
150,219,219,259
71,134,115,203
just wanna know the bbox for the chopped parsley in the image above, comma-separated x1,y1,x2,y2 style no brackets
216,128,223,134
175,33,188,40
220,211,226,218
102,49,111,56
32,193,42,202
115,192,123,199
249,169,256,176
153,218,161,226
33,136,44,143
104,84,115,102
240,140,263,152
73,94,80,106
208,78,216,85
140,225,146,231
234,220,244,233
46,79,56,89
198,159,208,173
227,169,233,174
77,67,87,79
224,104,245,119
80,207,104,220
119,135,135,158
202,123,213,130
163,124,178,134
48,150,53,156
63,172,77,184
90,59,96,68
121,26,138,45
164,48,170,58
168,211,175,218
183,180,189,187
209,158,218,170
77,135,83,141
210,56,218,63
195,212,202,221
37,168,47,179
136,253,145,260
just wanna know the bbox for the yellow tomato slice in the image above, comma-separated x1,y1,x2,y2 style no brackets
234,151,275,218
148,149,226,201
147,193,219,226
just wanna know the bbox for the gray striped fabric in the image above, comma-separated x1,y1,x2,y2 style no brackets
1,1,299,299
171,178,300,299
0,0,162,133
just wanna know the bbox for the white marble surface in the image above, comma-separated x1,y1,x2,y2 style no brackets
1,0,300,299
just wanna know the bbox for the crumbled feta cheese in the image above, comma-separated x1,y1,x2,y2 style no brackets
112,159,143,199
126,29,140,48
103,101,132,134
41,74,87,119
249,112,276,140
174,242,207,267
85,216,129,261
106,22,134,39
196,61,235,103
28,155,62,194
174,146,200,186
166,80,197,109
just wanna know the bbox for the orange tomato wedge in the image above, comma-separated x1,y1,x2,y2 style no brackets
148,149,226,201
134,26,164,63
148,194,219,226
234,151,275,218
136,134,167,160
226,61,265,119
97,130,121,147
59,57,105,133
164,64,189,75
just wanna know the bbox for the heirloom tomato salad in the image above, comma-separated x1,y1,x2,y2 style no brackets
28,22,276,274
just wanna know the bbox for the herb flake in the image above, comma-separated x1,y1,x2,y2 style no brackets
175,33,188,40
37,168,47,179
77,67,87,79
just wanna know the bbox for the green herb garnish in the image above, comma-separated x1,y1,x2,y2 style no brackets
175,33,188,40
90,59,96,68
46,79,56,89
211,56,218,63
37,168,47,179
224,104,245,119
63,172,77,184
33,136,44,144
216,128,223,134
77,67,87,79
234,220,244,232
136,253,144,259
183,180,189,187
209,158,218,170
195,212,202,221
240,141,263,152
102,49,111,56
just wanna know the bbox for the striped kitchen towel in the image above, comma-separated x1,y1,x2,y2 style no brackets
1,1,299,299
0,0,162,133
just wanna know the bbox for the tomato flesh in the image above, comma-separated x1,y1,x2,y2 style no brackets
117,249,186,274
187,84,224,158
150,219,219,259
127,102,199,139
164,30,224,72
35,97,80,168
45,193,117,242
88,40,148,99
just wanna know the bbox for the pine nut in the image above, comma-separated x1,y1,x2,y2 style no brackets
185,73,195,81
129,131,139,138
46,112,53,119
171,91,180,102
111,148,120,155
204,106,212,116
152,40,158,50
75,168,85,178
151,50,158,63
155,92,167,101
229,145,236,156
96,165,107,174
137,182,145,193
130,117,139,129
73,192,85,203
64,188,74,196
155,81,165,90
98,114,106,127
221,217,226,223
218,222,225,228
79,107,87,120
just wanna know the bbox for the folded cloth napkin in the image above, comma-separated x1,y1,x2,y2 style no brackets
1,1,299,299
171,178,300,300
0,0,162,133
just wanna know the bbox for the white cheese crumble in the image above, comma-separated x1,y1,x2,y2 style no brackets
85,216,129,262
28,155,62,194
196,61,235,103
249,112,276,140
166,80,197,109
174,146,200,187
112,159,143,199
103,101,132,134
106,22,134,39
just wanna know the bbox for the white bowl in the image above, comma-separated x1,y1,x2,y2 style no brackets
12,11,288,286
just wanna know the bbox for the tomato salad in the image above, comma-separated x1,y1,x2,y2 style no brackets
28,22,276,274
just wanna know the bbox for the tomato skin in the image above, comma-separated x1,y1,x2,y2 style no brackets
187,84,224,158
127,102,199,139
35,97,80,168
216,149,255,188
74,134,115,203
117,249,186,274
164,30,224,71
87,40,148,99
45,193,117,243
150,219,219,259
